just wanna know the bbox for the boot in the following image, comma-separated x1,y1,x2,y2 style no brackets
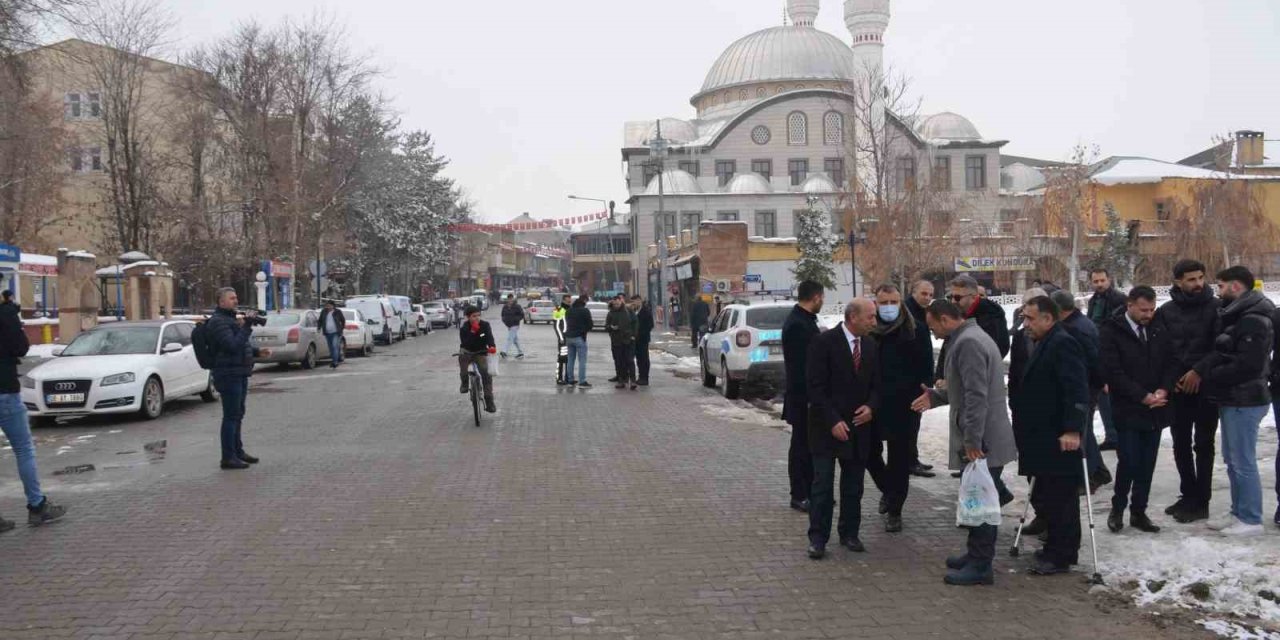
944,561,994,586
885,514,903,533
945,553,971,570
1130,511,1160,533
1022,517,1047,536
1107,508,1124,533
484,398,497,413
459,381,469,394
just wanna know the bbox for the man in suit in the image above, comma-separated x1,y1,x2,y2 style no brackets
1013,296,1091,575
805,298,880,559
782,280,824,513
1099,285,1174,534
904,280,937,477
911,300,1017,586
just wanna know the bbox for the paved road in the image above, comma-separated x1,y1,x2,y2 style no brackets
0,311,1207,639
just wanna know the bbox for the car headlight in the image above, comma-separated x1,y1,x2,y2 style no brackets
19,375,34,389
101,372,137,387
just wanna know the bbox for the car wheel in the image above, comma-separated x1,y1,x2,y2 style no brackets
700,351,717,388
719,358,741,399
140,376,164,420
300,344,317,370
200,374,219,403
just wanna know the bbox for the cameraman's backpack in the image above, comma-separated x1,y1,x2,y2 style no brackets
191,321,215,370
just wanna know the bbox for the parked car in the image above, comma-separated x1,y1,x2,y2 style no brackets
345,296,403,344
253,310,328,369
420,300,453,328
409,303,431,335
499,289,515,302
387,295,418,338
470,289,490,310
524,290,543,301
21,320,217,424
524,300,557,324
698,302,790,399
340,307,375,357
586,302,609,330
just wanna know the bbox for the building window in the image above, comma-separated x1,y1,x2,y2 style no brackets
738,89,748,101
824,158,844,188
680,211,702,234
932,156,951,190
787,111,807,145
823,111,843,145
655,212,676,240
717,210,739,221
715,160,736,187
678,160,700,177
87,92,101,118
89,147,102,171
789,159,809,186
896,156,916,191
751,125,771,145
998,209,1019,234
965,156,986,190
754,210,777,237
69,149,83,172
65,92,81,119
757,87,767,99
1155,200,1170,221
751,159,772,179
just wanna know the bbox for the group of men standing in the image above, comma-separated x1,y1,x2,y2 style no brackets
780,259,1279,585
547,293,653,390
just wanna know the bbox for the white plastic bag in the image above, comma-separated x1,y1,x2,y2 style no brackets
956,459,1002,527
488,353,500,377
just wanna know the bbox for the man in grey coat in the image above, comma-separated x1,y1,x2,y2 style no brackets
912,299,1018,586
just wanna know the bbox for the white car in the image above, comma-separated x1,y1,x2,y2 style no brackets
524,300,557,324
586,302,609,331
419,301,453,328
386,295,419,338
339,308,375,357
21,320,217,425
408,303,431,335
345,296,403,344
699,302,791,399
470,290,490,310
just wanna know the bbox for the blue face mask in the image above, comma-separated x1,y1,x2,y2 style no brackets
878,304,900,322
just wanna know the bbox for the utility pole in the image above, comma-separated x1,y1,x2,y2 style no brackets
650,120,669,326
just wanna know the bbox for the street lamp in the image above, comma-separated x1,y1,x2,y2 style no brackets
567,195,621,295
647,122,670,325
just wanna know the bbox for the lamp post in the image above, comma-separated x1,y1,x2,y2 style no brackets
568,195,621,294
648,121,669,325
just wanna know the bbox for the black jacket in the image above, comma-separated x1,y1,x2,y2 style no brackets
1088,287,1127,325
318,307,346,336
500,302,524,328
936,296,1008,380
0,303,29,393
206,307,258,377
871,310,932,441
1099,314,1176,431
606,307,635,346
564,304,593,339
781,304,821,424
1272,306,1280,393
1200,290,1274,407
1059,309,1103,392
806,326,881,460
636,304,654,345
1008,326,1032,419
904,297,936,382
691,299,711,330
1152,285,1220,381
1011,323,1090,478
458,319,496,354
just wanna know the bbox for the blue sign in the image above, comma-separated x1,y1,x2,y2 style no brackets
0,243,20,263
743,274,762,283
701,281,714,294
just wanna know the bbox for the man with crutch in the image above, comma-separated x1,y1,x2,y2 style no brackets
1013,296,1093,577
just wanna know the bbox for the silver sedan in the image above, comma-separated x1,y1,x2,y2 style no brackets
252,310,326,369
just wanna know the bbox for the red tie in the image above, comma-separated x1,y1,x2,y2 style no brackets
852,337,861,372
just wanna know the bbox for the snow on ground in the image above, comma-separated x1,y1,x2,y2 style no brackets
652,351,701,376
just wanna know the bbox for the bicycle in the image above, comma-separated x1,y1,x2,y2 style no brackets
453,351,486,427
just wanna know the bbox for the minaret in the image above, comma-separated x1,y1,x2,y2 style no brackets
787,0,820,27
845,0,889,196
845,0,889,76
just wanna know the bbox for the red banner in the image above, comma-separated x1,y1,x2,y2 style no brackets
447,211,607,234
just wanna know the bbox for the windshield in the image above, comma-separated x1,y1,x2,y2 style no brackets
264,313,300,327
62,326,159,356
425,303,444,309
745,307,789,330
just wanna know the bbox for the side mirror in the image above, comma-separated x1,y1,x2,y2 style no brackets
51,345,66,357
368,318,380,325
162,342,183,354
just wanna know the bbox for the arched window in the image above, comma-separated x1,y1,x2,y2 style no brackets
739,89,748,101
823,111,844,145
787,111,807,146
757,87,768,99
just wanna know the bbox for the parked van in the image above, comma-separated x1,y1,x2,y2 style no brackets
344,296,403,344
386,295,418,338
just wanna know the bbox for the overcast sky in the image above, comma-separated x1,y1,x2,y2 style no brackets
158,0,1279,222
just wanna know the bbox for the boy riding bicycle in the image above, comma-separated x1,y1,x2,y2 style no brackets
458,305,498,413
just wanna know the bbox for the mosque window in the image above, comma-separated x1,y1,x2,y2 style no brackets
796,85,805,91
965,156,987,190
754,210,777,237
715,160,736,187
751,125,772,145
789,159,809,186
678,160,700,177
757,87,767,99
824,158,844,187
716,211,739,222
739,89,748,101
933,157,951,190
787,112,808,146
751,159,772,178
823,111,844,145
776,86,784,95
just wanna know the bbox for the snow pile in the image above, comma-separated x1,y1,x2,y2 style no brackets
701,399,785,428
652,351,701,375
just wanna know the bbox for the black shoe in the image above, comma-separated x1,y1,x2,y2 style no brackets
1022,517,1047,536
1099,440,1117,451
878,495,889,515
1274,505,1279,527
26,498,67,526
220,459,250,470
460,383,469,394
515,354,524,359
577,381,592,388
1033,548,1079,566
909,463,937,478
1130,511,1160,533
484,399,497,413
951,471,963,479
1107,508,1124,533
998,487,1015,507
607,376,619,383
807,544,826,560
1164,498,1189,516
885,515,903,533
556,379,568,386
637,379,649,386
944,562,994,586
790,499,810,513
237,452,259,464
916,461,934,471
499,352,508,359
330,363,337,369
945,553,971,570
630,382,638,390
1028,559,1071,576
0,516,15,533
840,537,866,552
1176,503,1210,523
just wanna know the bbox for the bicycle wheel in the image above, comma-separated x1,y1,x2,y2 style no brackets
470,373,481,427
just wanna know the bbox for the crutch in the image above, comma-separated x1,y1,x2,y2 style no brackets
1081,450,1104,585
1009,476,1036,557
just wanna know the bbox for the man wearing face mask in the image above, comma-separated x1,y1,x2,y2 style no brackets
865,284,934,533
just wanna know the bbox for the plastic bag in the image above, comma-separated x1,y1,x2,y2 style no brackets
488,353,500,377
956,459,1002,527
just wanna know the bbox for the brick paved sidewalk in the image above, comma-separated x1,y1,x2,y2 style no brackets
0,314,1208,639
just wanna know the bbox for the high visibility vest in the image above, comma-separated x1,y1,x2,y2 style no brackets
552,307,566,321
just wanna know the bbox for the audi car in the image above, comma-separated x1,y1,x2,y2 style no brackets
21,320,217,425
698,302,791,399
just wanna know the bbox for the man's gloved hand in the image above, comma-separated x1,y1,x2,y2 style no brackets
487,346,497,355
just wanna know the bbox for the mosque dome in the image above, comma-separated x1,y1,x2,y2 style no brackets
801,174,838,193
726,173,774,194
645,169,702,195
695,26,857,104
918,112,982,142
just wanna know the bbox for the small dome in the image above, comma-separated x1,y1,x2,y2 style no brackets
647,118,697,144
918,112,982,142
726,173,773,194
801,174,838,193
696,26,857,103
645,169,702,195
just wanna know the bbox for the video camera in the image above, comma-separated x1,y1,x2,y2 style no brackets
237,308,268,327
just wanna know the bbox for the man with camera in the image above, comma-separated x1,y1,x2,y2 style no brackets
206,287,270,470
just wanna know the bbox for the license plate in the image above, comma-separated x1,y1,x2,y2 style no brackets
768,345,783,355
255,336,273,343
47,393,85,404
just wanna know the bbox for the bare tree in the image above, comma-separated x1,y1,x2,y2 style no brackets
1171,175,1278,273
1039,143,1099,293
0,65,70,249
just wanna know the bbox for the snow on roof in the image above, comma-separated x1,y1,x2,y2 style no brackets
66,250,96,259
1089,156,1275,185
19,253,57,266
748,236,798,243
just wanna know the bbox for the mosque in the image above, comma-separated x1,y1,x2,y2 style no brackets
621,0,1036,302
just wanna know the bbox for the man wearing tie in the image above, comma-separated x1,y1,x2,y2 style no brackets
804,299,880,559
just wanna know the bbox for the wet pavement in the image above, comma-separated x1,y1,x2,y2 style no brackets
0,310,1209,639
